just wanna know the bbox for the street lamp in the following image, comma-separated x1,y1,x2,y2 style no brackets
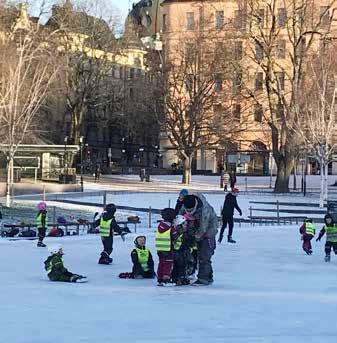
79,136,84,192
64,136,69,176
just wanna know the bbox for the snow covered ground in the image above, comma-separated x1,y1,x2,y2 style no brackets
1,222,337,343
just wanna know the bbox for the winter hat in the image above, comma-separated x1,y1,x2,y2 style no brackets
304,218,313,223
105,203,117,214
231,188,239,194
324,214,333,225
183,195,197,210
37,202,47,211
161,208,176,223
48,245,63,255
179,189,189,197
134,235,146,247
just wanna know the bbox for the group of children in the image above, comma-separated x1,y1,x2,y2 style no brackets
299,214,337,261
119,207,198,286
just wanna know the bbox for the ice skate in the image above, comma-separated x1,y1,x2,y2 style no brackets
227,235,236,243
325,254,331,262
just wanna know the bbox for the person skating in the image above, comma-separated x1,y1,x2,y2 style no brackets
299,218,316,255
218,188,242,244
93,203,125,265
155,208,178,286
174,189,188,215
229,170,237,189
180,194,218,286
44,245,86,282
119,235,156,279
223,171,230,192
36,202,48,247
316,214,337,262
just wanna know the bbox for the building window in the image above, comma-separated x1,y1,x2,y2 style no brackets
233,70,242,94
255,72,263,91
277,8,287,28
276,72,285,90
234,10,243,29
216,10,224,29
163,14,167,32
130,68,135,79
276,40,286,59
233,104,241,120
234,41,243,59
129,88,134,99
254,104,263,122
255,41,264,60
320,6,330,26
257,9,265,28
215,73,223,92
186,12,195,30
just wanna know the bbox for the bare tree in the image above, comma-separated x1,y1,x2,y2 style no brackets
0,26,57,206
160,13,248,184
296,43,337,207
244,0,336,192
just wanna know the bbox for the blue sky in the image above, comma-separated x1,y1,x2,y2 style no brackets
111,0,132,19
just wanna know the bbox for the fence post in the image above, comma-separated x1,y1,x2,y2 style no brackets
148,206,152,228
103,191,107,208
249,206,253,225
53,206,56,224
245,177,248,192
168,199,171,208
277,200,280,224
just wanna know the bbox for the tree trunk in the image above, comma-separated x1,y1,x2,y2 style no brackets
6,156,14,207
320,161,329,208
274,158,293,193
182,155,192,184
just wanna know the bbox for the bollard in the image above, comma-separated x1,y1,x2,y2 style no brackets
245,177,248,192
277,200,280,224
149,206,152,228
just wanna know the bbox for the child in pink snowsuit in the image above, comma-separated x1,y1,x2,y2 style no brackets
299,218,316,255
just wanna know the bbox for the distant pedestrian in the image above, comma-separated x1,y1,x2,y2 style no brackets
299,218,315,255
316,214,337,262
223,171,230,192
229,170,237,189
175,189,188,215
139,168,146,182
94,164,101,183
218,188,242,244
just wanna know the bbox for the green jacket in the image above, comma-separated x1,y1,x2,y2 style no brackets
44,254,68,280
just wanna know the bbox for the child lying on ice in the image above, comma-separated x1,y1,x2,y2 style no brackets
44,245,87,282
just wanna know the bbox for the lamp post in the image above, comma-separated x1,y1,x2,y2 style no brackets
79,136,84,192
64,136,69,177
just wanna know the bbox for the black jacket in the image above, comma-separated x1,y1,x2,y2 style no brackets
94,211,122,236
222,193,242,217
131,247,155,276
174,199,183,215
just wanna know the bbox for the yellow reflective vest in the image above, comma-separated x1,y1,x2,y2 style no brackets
173,234,183,251
305,223,315,236
36,212,48,229
155,230,171,252
100,218,112,237
136,248,150,271
325,224,337,242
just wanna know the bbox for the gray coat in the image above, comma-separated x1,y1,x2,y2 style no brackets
180,193,218,241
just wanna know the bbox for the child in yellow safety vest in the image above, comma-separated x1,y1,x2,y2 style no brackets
36,202,48,247
155,208,178,286
118,235,155,279
299,218,316,255
316,214,337,262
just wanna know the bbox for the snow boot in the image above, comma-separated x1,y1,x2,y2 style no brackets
325,254,331,262
191,279,209,286
227,235,236,243
218,234,223,244
37,241,46,247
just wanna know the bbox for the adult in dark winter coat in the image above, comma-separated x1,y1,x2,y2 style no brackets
179,194,218,285
94,203,125,264
174,189,188,215
218,188,242,244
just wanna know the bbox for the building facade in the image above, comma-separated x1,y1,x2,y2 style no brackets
160,0,337,175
